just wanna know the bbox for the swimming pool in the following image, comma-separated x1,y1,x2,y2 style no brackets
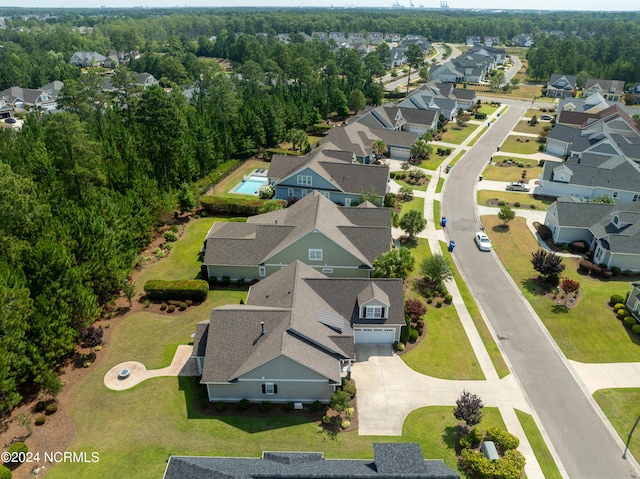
233,176,268,195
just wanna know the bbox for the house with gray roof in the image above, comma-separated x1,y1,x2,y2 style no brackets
1,86,58,111
398,82,461,120
544,197,640,272
69,51,108,67
512,33,534,47
202,191,392,281
546,74,577,98
163,443,459,479
584,79,625,102
192,261,405,403
356,105,438,136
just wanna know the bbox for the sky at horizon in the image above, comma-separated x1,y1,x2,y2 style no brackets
0,0,638,12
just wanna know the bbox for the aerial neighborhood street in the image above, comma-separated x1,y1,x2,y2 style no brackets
3,6,640,479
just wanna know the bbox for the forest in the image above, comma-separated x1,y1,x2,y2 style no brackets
1,7,639,418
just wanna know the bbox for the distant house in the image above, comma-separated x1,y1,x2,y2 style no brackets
484,36,500,47
69,51,108,67
202,191,392,281
0,86,58,111
103,72,159,92
390,47,407,67
192,261,405,403
399,81,471,118
512,33,534,47
584,79,626,102
546,74,577,98
466,35,481,46
356,105,438,136
544,197,640,272
627,282,640,320
163,443,460,479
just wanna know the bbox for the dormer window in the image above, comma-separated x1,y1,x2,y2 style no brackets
612,215,619,225
364,305,384,319
297,175,312,186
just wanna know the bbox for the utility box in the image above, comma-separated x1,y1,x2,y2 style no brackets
481,441,499,461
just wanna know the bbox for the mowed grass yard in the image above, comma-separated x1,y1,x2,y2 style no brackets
481,215,640,363
499,135,544,155
594,389,640,466
477,190,553,210
214,159,271,197
439,123,479,145
481,162,542,183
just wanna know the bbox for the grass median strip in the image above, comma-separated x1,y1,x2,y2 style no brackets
515,409,563,479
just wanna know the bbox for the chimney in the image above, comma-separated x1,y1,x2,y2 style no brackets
260,322,265,335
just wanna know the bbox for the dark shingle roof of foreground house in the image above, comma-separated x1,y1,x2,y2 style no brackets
163,443,460,479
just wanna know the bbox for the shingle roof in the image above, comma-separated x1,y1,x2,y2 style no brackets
199,261,403,385
203,191,391,269
542,154,640,192
163,443,460,479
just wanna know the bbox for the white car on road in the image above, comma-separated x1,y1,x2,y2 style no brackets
474,231,492,251
505,182,530,192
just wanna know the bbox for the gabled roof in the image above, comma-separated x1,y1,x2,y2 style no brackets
203,191,391,269
588,203,640,254
548,73,577,90
543,154,640,192
199,261,404,384
584,79,625,95
163,443,460,479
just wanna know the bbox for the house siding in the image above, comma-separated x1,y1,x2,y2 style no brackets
207,265,259,282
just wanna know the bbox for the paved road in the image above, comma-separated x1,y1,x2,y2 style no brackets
441,103,640,478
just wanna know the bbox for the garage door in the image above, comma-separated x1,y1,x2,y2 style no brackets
354,328,396,344
388,147,410,160
545,141,566,156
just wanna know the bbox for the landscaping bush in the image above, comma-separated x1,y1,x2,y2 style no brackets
311,400,323,412
611,294,626,305
514,202,520,208
614,303,626,311
341,420,351,429
632,324,640,335
611,266,621,276
400,326,410,343
602,270,613,279
408,328,419,342
497,201,506,207
322,415,332,424
436,300,443,308
261,401,271,412
537,224,552,241
6,442,28,463
460,447,525,479
285,401,295,411
460,427,484,449
579,260,593,274
143,279,209,301
45,402,58,415
215,401,227,412
342,379,357,399
35,415,46,426
617,308,627,317
163,230,178,242
396,342,405,351
160,302,167,311
221,276,231,287
238,399,251,411
167,304,176,313
625,316,637,327
0,465,11,479
426,297,433,304
530,204,536,209
193,159,241,195
589,263,601,276
201,195,282,216
486,427,520,450
416,320,425,329
444,294,453,304
570,240,589,253
35,401,46,412
178,302,187,311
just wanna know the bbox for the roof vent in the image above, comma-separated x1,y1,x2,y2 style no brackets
260,321,265,335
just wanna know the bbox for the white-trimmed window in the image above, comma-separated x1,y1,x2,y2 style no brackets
259,266,266,277
301,189,308,197
344,198,352,207
287,188,294,197
595,247,603,261
612,191,619,200
262,383,277,395
633,194,639,202
297,175,312,186
309,249,323,261
321,191,330,199
364,305,383,318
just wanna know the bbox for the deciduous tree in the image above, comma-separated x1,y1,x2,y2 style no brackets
420,254,453,287
453,390,484,432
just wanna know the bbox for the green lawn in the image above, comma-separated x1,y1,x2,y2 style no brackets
512,120,546,135
477,190,553,210
499,135,543,155
477,104,499,116
435,177,444,194
482,215,640,362
440,123,479,145
434,200,442,229
400,196,425,216
594,389,640,466
515,409,563,479
442,243,510,378
418,155,447,171
134,217,245,294
481,163,542,183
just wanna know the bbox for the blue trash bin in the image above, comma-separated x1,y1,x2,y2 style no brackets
448,240,456,252
445,165,451,173
441,217,447,227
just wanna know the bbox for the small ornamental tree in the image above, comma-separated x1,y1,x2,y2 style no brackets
561,276,580,304
498,205,516,225
405,299,427,323
531,249,566,286
330,390,351,413
453,390,484,432
400,210,427,241
373,248,415,279
420,254,453,288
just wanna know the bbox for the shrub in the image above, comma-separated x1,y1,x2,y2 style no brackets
285,401,295,411
400,326,410,343
405,299,427,323
408,328,419,342
460,427,484,449
416,326,424,335
6,442,28,463
261,401,271,412
236,278,245,286
579,260,593,274
611,294,625,305
311,400,323,412
215,401,227,412
322,415,332,424
611,266,621,276
436,300,443,308
178,302,187,311
186,299,193,306
160,302,167,311
537,224,552,240
530,204,536,209
570,240,588,253
163,230,178,242
426,297,433,304
45,402,58,415
167,304,176,313
625,316,637,327
396,342,405,351
345,407,354,419
164,243,173,251
156,250,165,259
614,303,627,311
617,308,628,317
342,380,357,399
143,279,209,302
486,426,520,450
602,270,613,279
341,420,351,429
238,399,251,411
444,294,453,304
514,202,520,208
497,201,506,207
200,195,279,216
416,320,425,329
35,401,47,412
632,325,640,335
221,276,231,287
35,415,46,426
0,465,11,479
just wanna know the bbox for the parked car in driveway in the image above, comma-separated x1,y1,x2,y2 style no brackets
4,117,16,124
474,231,492,251
506,182,530,192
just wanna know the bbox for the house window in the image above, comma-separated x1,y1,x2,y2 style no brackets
309,249,323,261
612,191,619,200
595,247,603,261
287,188,294,197
262,383,277,395
297,175,312,186
301,189,308,197
633,194,640,202
364,305,384,318
321,191,330,199
259,266,266,277
344,198,352,207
